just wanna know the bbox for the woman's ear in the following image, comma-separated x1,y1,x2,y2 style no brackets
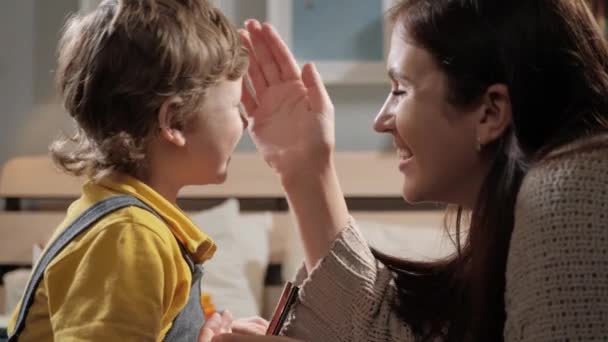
476,84,512,146
158,97,186,147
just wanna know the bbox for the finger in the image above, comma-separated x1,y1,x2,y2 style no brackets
198,312,222,342
198,328,215,342
204,312,223,333
212,334,300,342
230,318,268,336
231,323,267,336
261,23,300,81
247,317,270,328
234,316,266,322
220,310,234,333
239,28,268,99
243,317,269,331
246,19,282,85
301,63,332,113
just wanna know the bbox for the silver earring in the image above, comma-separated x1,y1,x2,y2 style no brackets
476,137,483,151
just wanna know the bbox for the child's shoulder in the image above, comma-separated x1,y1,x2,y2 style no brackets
48,204,180,271
99,204,174,241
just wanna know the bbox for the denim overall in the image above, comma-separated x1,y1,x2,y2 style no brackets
7,195,205,341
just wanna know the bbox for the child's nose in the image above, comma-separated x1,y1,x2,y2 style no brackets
239,103,249,129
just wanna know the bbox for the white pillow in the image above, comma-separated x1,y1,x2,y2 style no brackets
3,269,31,316
189,199,272,319
282,216,455,282
237,212,272,310
357,219,455,260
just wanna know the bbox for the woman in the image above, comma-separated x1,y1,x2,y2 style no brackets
208,0,608,340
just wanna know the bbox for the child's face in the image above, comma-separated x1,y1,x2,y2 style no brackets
184,77,246,184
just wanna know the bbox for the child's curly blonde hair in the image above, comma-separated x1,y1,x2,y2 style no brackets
51,0,248,180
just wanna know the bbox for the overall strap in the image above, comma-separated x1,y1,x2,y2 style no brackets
8,195,158,341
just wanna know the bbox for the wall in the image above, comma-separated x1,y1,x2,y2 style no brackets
0,0,78,169
0,0,392,169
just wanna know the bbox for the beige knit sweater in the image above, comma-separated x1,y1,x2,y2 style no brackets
280,138,608,341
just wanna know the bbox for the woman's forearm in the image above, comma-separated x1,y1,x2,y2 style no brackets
280,159,350,270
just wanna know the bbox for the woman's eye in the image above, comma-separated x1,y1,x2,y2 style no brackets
391,90,406,96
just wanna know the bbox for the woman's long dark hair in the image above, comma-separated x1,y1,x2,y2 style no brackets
374,1,608,341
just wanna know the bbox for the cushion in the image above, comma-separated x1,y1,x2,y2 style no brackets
189,199,272,319
282,215,455,282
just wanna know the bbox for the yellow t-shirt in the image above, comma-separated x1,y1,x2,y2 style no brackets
7,174,216,341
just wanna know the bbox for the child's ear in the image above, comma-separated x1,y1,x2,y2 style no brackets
158,97,186,147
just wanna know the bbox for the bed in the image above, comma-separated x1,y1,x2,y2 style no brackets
0,152,451,333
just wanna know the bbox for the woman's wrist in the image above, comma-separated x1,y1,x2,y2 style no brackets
276,145,335,188
278,155,350,269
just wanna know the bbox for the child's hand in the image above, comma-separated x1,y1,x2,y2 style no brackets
212,334,302,342
231,316,269,335
239,20,336,181
199,312,269,342
199,310,234,342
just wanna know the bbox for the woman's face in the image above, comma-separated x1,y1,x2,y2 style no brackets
374,26,490,207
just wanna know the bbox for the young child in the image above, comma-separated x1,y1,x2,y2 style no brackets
7,0,255,340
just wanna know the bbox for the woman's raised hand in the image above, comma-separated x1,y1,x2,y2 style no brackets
240,20,335,181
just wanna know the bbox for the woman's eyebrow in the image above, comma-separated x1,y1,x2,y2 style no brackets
388,67,413,84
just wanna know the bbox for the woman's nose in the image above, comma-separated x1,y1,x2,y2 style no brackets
373,101,395,133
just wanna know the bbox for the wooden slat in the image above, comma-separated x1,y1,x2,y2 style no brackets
264,212,292,264
0,153,404,198
0,285,5,315
0,156,82,198
0,213,63,264
0,313,7,329
0,210,444,265
0,212,294,265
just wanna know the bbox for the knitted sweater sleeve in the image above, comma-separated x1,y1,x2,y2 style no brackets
504,149,608,341
279,219,417,342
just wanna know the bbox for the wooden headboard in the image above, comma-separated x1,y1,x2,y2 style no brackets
1,152,412,199
0,152,444,314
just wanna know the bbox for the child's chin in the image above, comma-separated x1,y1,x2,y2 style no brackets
401,182,423,204
211,170,228,184
195,159,231,184
208,165,229,184
192,167,228,185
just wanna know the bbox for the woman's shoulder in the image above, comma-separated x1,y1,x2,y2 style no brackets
520,133,608,203
513,132,608,241
506,133,608,341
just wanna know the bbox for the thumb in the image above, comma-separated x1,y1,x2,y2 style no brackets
198,313,222,342
212,334,300,342
301,63,332,113
198,328,215,342
205,312,223,331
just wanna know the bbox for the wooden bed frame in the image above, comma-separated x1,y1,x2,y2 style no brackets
0,152,445,316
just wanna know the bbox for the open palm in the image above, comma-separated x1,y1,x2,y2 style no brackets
240,21,335,174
